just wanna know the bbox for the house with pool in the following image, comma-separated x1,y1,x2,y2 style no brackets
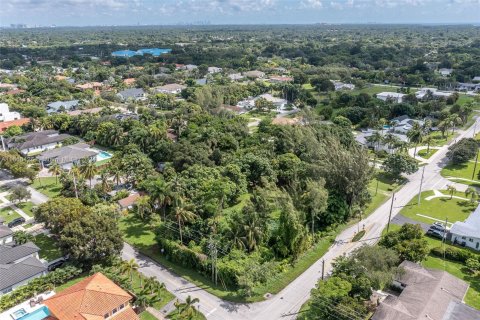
1,273,139,320
37,143,112,170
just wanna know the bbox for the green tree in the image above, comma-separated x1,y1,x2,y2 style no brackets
382,153,418,179
34,197,90,234
301,179,329,234
380,223,429,262
13,231,34,245
447,185,457,200
121,258,139,285
10,185,31,204
48,162,62,185
79,159,97,187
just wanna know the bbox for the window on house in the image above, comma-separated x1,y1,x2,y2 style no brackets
462,236,466,240
470,238,473,242
112,308,118,314
104,313,109,319
119,304,124,310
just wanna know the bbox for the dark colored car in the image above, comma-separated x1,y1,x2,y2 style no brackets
47,260,65,271
8,217,25,228
426,229,445,239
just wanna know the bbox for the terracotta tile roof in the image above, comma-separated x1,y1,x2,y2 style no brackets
111,307,139,320
0,118,30,132
123,78,136,86
117,193,141,208
44,273,135,320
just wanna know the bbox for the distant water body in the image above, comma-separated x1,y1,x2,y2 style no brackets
111,48,172,57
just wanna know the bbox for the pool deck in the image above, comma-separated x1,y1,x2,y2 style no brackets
0,291,55,320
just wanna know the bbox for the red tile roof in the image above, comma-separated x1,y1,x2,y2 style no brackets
0,118,30,132
43,273,138,320
117,193,141,208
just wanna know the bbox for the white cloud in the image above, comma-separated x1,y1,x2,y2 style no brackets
301,0,323,8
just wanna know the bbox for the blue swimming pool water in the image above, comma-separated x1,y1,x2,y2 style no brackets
96,151,112,161
112,48,171,57
18,307,50,320
11,308,27,320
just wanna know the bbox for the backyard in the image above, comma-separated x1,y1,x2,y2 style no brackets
34,233,63,262
31,177,62,198
398,190,476,225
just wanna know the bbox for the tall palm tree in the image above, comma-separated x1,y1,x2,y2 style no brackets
366,131,383,151
120,259,139,285
175,296,200,319
48,162,62,184
173,200,197,244
383,133,399,153
407,122,424,158
79,159,97,187
465,187,478,203
423,135,433,153
99,170,113,193
448,114,462,134
136,195,152,220
109,164,123,187
143,276,165,295
447,185,457,200
228,225,246,250
242,217,263,252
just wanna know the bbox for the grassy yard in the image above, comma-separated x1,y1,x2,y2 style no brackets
167,309,206,320
365,171,405,217
34,233,63,261
425,130,456,147
417,148,438,159
399,190,476,225
31,177,62,197
119,213,335,302
140,311,157,320
0,205,21,223
16,201,35,217
441,161,480,186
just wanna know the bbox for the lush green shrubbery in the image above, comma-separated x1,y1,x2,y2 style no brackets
430,246,479,263
446,138,478,164
0,265,82,312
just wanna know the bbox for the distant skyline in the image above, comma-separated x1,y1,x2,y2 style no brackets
1,0,479,26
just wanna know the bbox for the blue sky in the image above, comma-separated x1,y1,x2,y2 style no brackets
1,0,479,26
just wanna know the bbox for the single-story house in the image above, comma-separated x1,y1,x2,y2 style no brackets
123,78,136,86
6,130,72,156
372,260,480,320
390,115,425,135
44,273,139,320
47,100,80,114
0,242,47,296
155,83,186,95
438,68,453,77
0,225,13,245
117,192,141,210
415,88,453,100
75,82,103,91
37,142,98,170
457,82,480,92
67,107,103,116
450,204,480,251
208,67,222,74
472,76,480,82
332,81,355,91
244,70,265,79
257,93,288,111
269,76,293,83
117,88,146,101
185,64,198,71
0,103,21,122
355,129,408,151
228,73,244,81
376,92,406,103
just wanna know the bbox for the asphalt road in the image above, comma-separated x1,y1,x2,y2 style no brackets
120,116,478,320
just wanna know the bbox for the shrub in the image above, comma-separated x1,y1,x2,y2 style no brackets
446,138,478,164
430,246,476,263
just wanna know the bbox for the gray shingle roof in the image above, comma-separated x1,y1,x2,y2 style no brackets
117,88,145,100
6,130,72,151
450,204,480,238
372,261,476,320
0,256,46,291
0,242,40,264
47,100,79,113
37,142,97,165
0,225,13,239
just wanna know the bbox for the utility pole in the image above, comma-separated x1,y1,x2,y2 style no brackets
443,217,448,270
387,192,395,233
472,150,479,180
418,166,426,206
208,237,218,285
321,259,325,280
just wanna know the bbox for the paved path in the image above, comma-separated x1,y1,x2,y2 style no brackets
122,116,479,320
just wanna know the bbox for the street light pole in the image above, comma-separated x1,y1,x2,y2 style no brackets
472,150,479,180
418,166,426,206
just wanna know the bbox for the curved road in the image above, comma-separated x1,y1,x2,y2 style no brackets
122,117,479,320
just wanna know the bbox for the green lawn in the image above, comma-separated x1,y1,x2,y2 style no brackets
425,131,456,147
399,190,476,225
34,233,63,261
417,148,438,159
31,177,62,197
140,311,157,320
441,161,480,186
167,309,206,320
365,171,405,217
0,206,21,223
119,214,335,302
16,201,35,217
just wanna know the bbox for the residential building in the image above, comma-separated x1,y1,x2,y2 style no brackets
118,192,141,210
355,129,408,151
196,78,207,86
376,92,406,103
372,260,480,320
185,64,198,71
67,107,103,116
46,100,79,114
390,115,424,134
219,105,248,115
208,66,222,74
37,143,98,170
5,130,71,156
43,272,139,320
0,225,13,245
228,73,244,81
415,88,453,100
244,70,265,79
472,76,480,82
117,88,146,101
0,103,21,122
332,81,355,91
268,75,293,83
438,68,453,77
449,204,480,251
257,93,288,111
123,78,136,86
155,83,186,94
457,82,480,92
75,82,103,91
0,242,47,296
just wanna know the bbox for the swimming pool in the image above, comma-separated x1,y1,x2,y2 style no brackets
96,151,112,162
11,308,27,320
19,306,50,320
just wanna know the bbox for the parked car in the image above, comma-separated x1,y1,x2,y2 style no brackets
8,217,25,228
47,259,66,271
426,229,445,239
429,224,447,232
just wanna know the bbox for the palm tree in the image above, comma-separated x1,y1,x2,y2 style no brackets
242,217,263,252
48,162,62,184
383,133,399,153
79,159,97,187
423,135,433,153
447,185,457,200
228,225,246,250
465,187,478,203
407,122,424,158
136,195,152,220
99,170,113,193
143,276,165,295
175,296,200,319
121,259,139,285
448,114,462,134
109,164,123,186
173,200,197,244
366,131,383,152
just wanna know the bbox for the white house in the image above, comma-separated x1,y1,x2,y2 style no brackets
438,68,453,77
0,103,21,122
415,88,453,100
257,93,288,112
208,67,222,74
376,92,406,103
450,204,480,251
390,115,425,135
155,83,186,95
332,81,355,91
228,73,244,81
5,130,71,156
244,70,265,79
0,225,13,245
